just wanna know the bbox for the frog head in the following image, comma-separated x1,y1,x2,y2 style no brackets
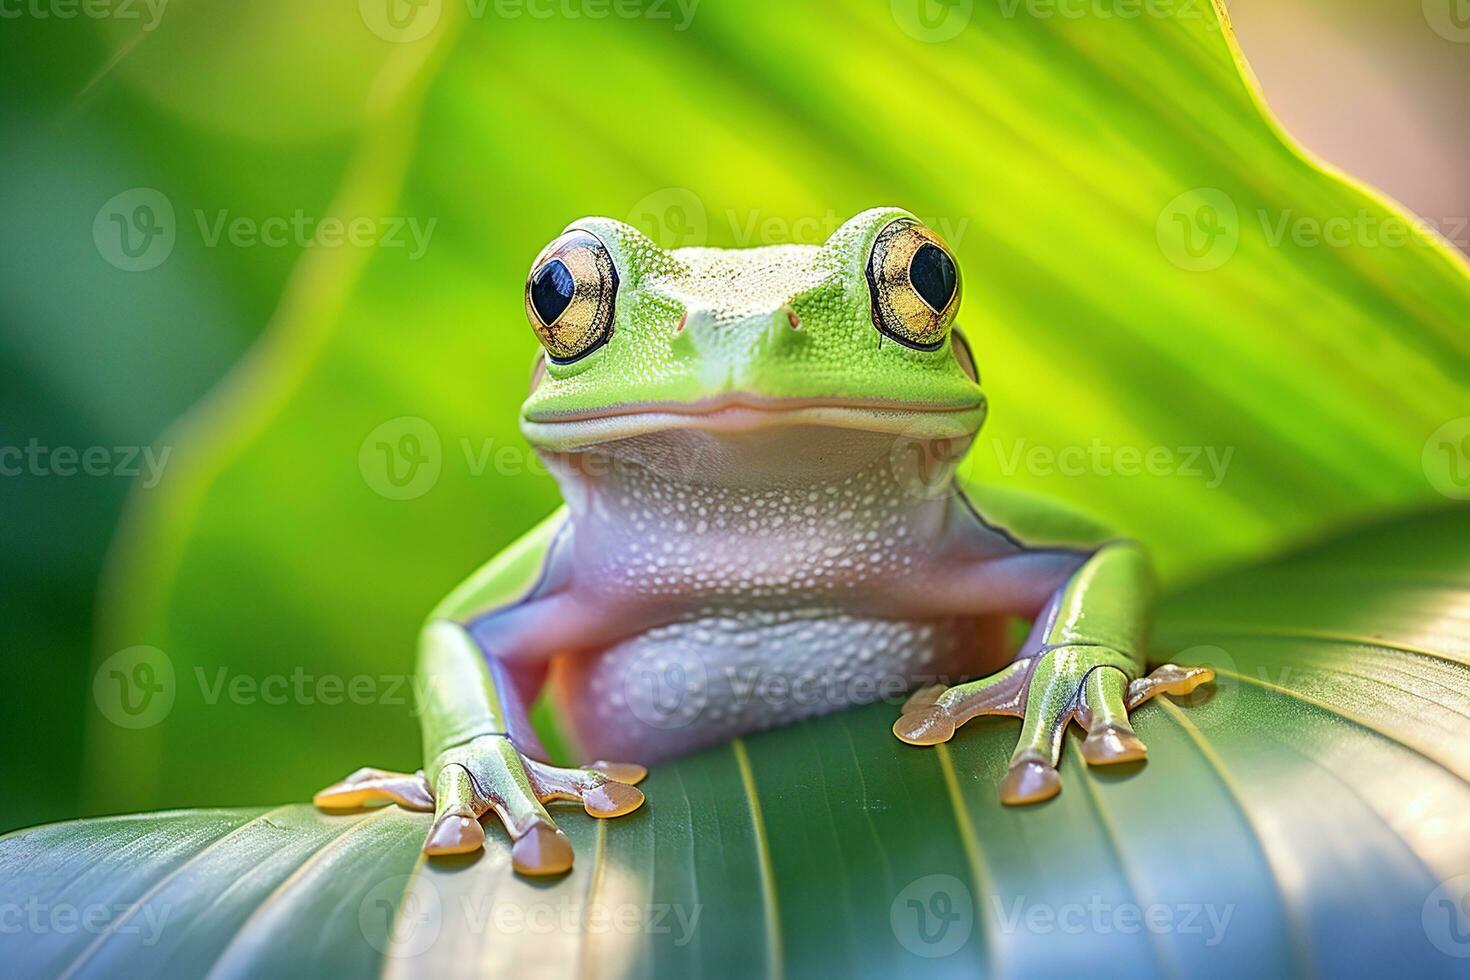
519,207,985,472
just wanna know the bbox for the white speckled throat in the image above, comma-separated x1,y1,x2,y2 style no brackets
536,425,975,596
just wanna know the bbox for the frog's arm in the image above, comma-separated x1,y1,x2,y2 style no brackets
314,508,645,875
419,507,571,758
895,482,1214,804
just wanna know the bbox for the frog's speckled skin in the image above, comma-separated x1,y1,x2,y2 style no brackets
315,208,1214,876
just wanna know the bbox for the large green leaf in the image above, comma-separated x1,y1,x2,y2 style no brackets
88,1,1470,823
13,507,1470,978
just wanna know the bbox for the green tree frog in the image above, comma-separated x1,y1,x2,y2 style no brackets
315,207,1213,875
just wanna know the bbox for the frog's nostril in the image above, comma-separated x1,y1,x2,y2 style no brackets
675,311,688,334
786,309,802,330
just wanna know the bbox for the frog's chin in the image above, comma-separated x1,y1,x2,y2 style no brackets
521,395,986,453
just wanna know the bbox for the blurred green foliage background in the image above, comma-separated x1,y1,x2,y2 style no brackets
1,0,1467,834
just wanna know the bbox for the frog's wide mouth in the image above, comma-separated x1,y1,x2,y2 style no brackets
521,394,986,450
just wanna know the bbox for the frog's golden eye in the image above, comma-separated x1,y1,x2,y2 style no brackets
865,218,960,350
525,229,619,363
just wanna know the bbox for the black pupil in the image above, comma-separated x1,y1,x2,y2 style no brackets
530,258,576,325
909,243,956,313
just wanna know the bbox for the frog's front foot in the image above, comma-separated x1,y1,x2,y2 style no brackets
314,736,646,875
893,650,1213,805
